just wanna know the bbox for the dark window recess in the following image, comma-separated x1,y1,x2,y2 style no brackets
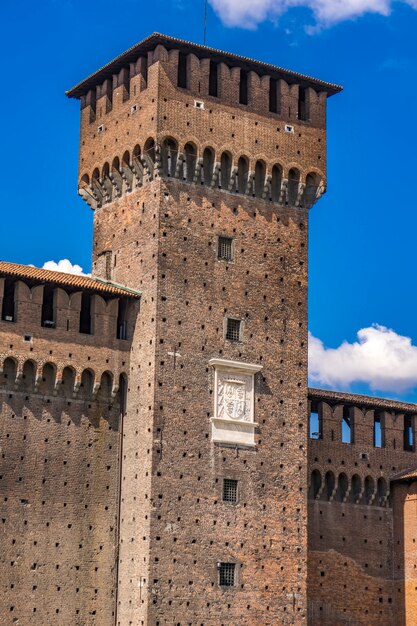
226,318,241,341
177,52,188,89
223,479,238,503
269,78,278,113
219,562,235,587
298,86,307,121
373,414,383,448
342,406,352,444
1,279,15,322
309,408,322,440
117,298,128,340
79,292,92,335
404,415,413,451
41,286,55,328
209,61,218,97
119,374,127,417
218,236,233,261
239,70,248,105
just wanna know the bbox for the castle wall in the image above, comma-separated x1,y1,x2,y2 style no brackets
307,390,417,625
0,280,134,626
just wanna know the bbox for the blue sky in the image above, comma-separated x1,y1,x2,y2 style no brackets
2,0,417,400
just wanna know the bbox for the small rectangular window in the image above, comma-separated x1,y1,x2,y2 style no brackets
223,479,238,503
117,298,128,340
342,406,352,444
404,415,414,452
219,562,235,587
209,60,218,97
373,415,383,448
177,52,188,89
41,285,55,328
218,236,233,262
79,292,92,335
269,77,277,113
309,410,321,440
2,278,16,322
239,69,248,105
226,318,241,342
298,86,307,121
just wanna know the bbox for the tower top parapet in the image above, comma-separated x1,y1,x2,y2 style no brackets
66,32,343,99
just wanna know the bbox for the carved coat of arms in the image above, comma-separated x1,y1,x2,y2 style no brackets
217,374,251,422
224,380,246,420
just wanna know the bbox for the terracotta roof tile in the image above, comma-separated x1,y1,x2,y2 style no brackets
309,387,417,414
0,262,140,299
391,467,417,482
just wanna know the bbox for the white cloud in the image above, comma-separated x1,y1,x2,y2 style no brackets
309,324,417,393
209,0,416,28
42,259,90,276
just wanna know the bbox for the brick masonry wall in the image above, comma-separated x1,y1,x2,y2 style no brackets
84,43,328,622
307,391,417,625
0,281,134,625
0,391,119,626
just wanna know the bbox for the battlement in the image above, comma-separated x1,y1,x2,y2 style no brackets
0,263,139,346
69,33,339,215
67,33,341,121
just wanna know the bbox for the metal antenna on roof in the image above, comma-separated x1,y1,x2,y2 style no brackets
203,0,207,45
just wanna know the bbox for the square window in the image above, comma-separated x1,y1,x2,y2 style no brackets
219,562,235,587
226,318,241,342
218,236,233,262
223,479,238,503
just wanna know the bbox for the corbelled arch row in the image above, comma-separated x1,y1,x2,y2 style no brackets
0,354,126,403
308,466,390,507
78,135,325,210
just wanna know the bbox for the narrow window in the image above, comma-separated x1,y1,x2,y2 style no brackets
309,470,322,500
342,406,352,444
1,279,16,322
404,415,414,451
220,152,232,190
324,472,335,501
219,562,235,587
79,292,92,334
209,60,218,97
254,161,265,198
226,318,241,341
177,52,187,89
202,147,214,185
373,414,383,448
287,168,300,206
41,285,55,328
298,86,307,121
237,156,249,194
184,143,197,182
239,69,248,105
271,165,282,203
218,236,233,262
117,298,127,340
269,77,277,113
309,403,322,439
223,479,238,503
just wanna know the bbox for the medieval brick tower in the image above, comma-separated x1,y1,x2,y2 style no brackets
66,33,341,625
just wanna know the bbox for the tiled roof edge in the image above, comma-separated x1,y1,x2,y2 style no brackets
0,261,140,299
66,32,343,98
308,387,417,413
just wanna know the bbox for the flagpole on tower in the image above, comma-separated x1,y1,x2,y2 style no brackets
203,0,207,45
